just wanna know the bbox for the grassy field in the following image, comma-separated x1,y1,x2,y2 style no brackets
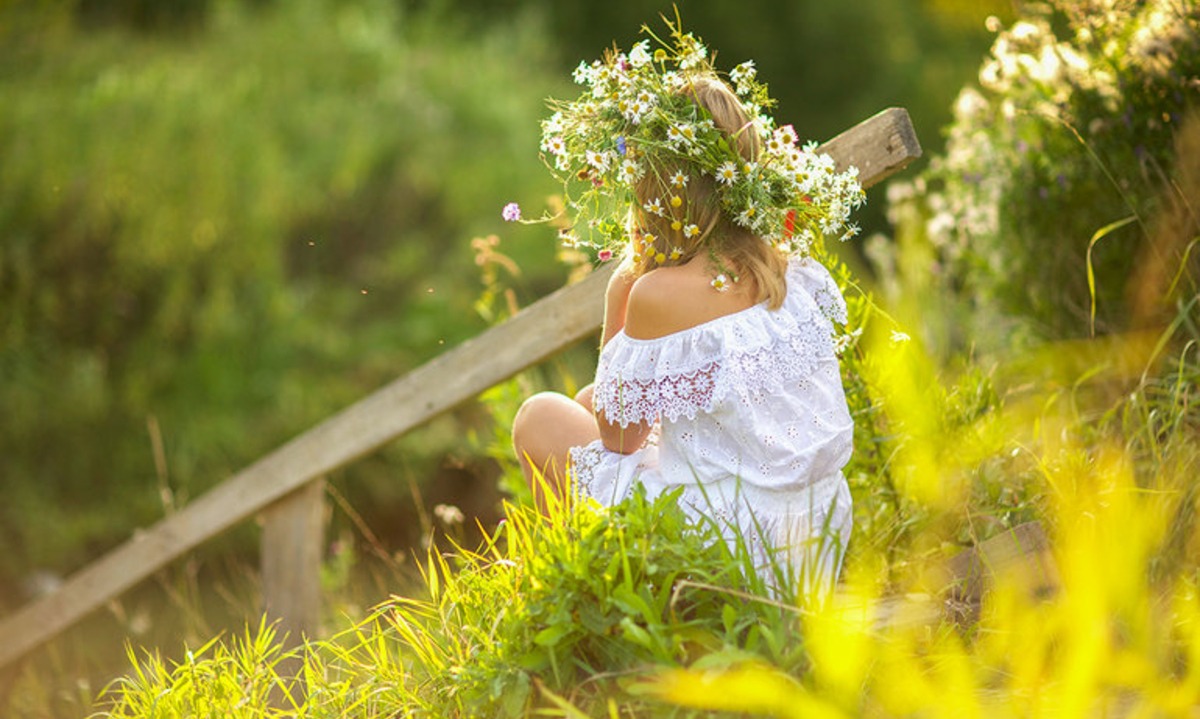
2,0,1197,716
58,240,1200,716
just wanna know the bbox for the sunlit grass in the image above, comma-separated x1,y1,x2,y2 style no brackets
81,305,1200,717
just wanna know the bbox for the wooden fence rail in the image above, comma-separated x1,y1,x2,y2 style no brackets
0,107,921,671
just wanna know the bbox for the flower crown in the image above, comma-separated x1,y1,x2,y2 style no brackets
511,21,865,277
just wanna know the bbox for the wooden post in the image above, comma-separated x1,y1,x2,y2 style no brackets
944,521,1058,602
261,479,325,706
838,521,1059,631
261,478,325,647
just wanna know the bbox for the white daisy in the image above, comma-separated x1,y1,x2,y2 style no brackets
670,170,689,188
572,62,596,86
624,99,647,124
730,60,756,94
776,125,799,146
629,40,652,68
715,162,739,185
619,158,643,184
585,150,612,173
735,204,760,228
678,35,708,69
667,124,690,147
643,197,665,216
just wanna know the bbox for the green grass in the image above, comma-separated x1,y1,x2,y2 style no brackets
75,276,1200,717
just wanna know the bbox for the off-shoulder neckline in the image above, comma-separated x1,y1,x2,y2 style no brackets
616,298,772,346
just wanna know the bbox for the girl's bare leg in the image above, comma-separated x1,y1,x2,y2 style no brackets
574,384,595,414
512,391,600,510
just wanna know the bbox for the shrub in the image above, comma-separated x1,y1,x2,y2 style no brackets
895,0,1199,341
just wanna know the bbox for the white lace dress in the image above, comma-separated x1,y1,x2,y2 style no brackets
569,257,854,591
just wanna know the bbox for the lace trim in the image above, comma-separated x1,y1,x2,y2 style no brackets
568,441,605,500
594,363,718,428
594,316,833,427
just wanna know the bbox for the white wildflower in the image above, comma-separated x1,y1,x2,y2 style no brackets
585,149,612,173
735,203,760,229
572,61,596,86
678,35,708,69
729,60,756,94
714,161,738,185
629,40,652,68
433,504,464,526
619,158,643,184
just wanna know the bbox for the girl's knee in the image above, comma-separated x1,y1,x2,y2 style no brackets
574,384,595,412
513,391,566,435
512,392,575,456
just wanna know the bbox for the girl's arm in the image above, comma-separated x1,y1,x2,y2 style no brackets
575,258,637,415
601,257,637,347
595,268,657,453
597,415,652,454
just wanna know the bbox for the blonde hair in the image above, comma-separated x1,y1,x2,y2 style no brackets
629,75,788,308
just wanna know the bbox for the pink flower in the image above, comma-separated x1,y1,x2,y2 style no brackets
597,249,613,261
502,202,521,222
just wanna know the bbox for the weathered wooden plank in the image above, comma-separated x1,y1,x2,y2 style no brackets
0,107,921,670
820,107,922,187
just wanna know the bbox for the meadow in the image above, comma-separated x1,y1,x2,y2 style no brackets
1,0,1198,716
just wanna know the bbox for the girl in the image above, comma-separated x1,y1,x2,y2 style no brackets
511,31,862,594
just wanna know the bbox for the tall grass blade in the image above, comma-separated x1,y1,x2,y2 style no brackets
1086,214,1137,337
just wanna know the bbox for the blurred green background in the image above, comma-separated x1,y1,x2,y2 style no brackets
0,0,1003,608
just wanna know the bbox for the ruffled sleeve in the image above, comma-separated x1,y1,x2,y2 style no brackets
591,332,724,428
789,257,847,325
591,258,845,429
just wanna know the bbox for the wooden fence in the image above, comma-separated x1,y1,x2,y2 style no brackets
0,107,922,672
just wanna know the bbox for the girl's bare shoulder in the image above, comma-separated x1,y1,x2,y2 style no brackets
623,263,756,340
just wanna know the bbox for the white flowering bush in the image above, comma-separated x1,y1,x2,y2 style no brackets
894,0,1199,339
